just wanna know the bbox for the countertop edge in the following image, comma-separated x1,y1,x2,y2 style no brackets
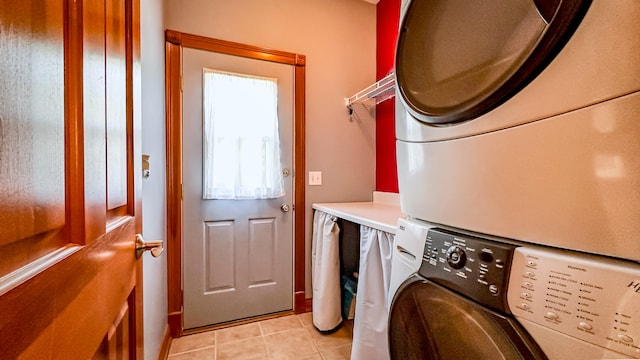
312,202,404,235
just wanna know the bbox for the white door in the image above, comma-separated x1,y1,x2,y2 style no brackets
182,48,294,329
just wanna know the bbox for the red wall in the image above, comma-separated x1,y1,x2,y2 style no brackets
375,0,401,193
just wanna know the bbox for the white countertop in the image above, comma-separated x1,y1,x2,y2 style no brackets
312,200,404,234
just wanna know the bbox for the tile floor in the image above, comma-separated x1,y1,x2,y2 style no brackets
168,312,353,360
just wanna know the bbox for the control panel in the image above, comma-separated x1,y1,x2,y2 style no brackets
418,228,517,313
508,246,640,359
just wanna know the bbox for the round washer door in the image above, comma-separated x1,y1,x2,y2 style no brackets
396,0,591,125
388,276,547,360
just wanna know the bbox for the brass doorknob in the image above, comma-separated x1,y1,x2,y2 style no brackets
135,234,164,258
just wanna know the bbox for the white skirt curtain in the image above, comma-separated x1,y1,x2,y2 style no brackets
351,225,394,360
311,210,342,331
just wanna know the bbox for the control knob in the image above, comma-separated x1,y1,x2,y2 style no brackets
446,245,467,269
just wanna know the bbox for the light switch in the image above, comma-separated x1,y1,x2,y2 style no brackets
309,171,322,186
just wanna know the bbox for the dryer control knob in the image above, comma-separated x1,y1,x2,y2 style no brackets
446,246,467,269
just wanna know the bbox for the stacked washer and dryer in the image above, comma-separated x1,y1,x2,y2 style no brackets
388,0,640,359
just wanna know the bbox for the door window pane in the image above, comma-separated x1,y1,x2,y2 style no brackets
202,70,284,200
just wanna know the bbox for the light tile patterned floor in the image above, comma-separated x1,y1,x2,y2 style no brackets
168,313,353,360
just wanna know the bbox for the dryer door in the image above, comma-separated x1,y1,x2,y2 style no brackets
396,0,591,125
388,275,547,360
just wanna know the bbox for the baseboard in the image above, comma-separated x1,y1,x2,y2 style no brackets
294,291,306,314
168,311,183,338
157,324,172,360
294,292,313,314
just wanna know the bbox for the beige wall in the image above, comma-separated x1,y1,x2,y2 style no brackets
164,0,377,296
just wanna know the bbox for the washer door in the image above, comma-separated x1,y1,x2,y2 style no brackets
388,276,547,360
396,0,591,125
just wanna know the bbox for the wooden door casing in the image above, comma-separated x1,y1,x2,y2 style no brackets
165,31,307,337
0,0,143,358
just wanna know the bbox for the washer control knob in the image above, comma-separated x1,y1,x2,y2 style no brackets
489,284,499,295
446,246,467,269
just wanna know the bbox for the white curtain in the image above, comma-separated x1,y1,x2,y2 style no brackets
311,210,343,331
351,225,394,360
202,70,285,200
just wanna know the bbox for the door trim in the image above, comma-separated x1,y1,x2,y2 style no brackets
164,30,306,337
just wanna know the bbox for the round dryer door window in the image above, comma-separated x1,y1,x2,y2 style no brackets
396,0,591,125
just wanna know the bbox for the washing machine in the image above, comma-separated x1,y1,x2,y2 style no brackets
388,218,430,308
388,218,640,359
395,0,640,262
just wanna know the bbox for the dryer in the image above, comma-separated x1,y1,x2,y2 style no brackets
395,0,640,262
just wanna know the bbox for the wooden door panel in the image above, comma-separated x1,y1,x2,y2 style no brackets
0,0,143,358
0,0,66,278
1,219,137,359
94,295,133,360
83,0,108,241
106,0,128,211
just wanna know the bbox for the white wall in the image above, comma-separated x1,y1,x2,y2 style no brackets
164,0,377,296
140,0,167,359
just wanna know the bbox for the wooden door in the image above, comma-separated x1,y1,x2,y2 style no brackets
0,0,143,358
182,49,295,328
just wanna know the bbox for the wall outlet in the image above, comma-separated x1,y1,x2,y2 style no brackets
309,171,322,186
